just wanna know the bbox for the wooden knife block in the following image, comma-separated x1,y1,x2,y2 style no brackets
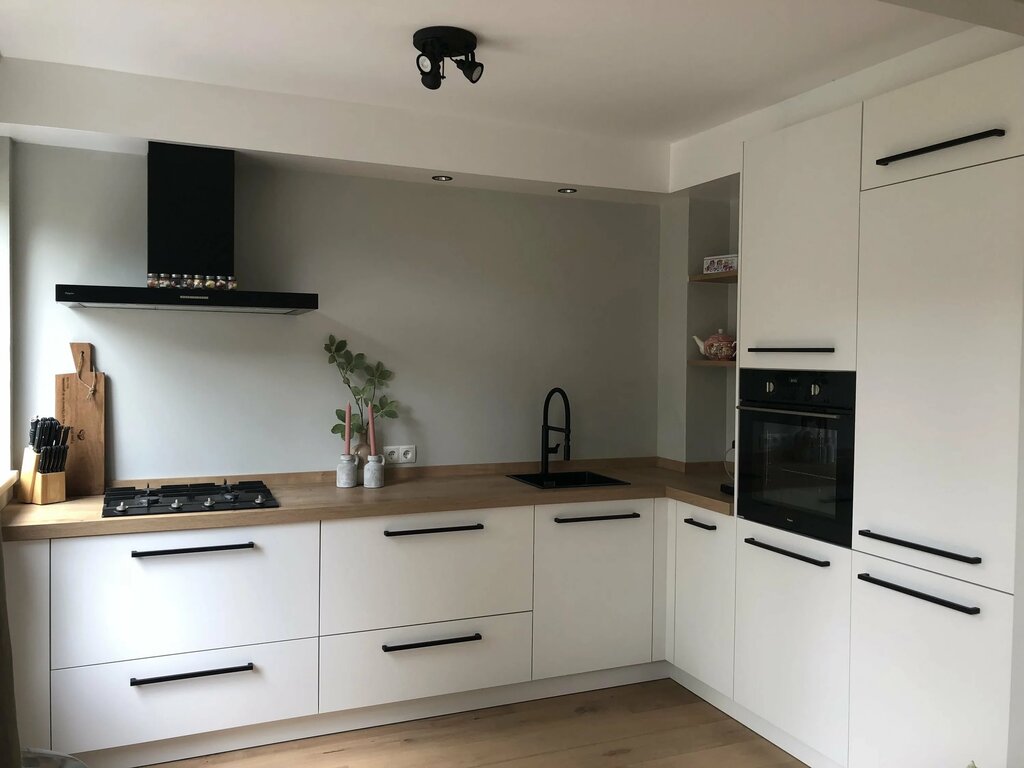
18,446,67,505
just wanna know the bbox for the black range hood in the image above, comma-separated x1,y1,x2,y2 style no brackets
57,141,318,316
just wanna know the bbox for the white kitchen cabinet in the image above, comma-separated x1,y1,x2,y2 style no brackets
320,612,532,713
734,519,851,766
672,502,735,698
533,499,654,679
739,104,861,372
849,552,1013,768
51,638,318,754
862,46,1024,190
51,523,320,669
321,507,533,635
856,157,1024,594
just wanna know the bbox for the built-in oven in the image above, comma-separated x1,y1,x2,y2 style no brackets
737,369,855,548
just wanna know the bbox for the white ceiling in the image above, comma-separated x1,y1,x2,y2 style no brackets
0,0,965,142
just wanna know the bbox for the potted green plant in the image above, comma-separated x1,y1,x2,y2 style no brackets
323,335,399,459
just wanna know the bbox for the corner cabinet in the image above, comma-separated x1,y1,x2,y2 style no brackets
739,104,861,371
532,499,654,679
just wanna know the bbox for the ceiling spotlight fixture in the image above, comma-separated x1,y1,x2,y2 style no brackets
413,26,484,91
431,175,454,182
557,187,579,194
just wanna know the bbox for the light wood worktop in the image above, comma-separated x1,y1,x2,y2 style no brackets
1,461,733,541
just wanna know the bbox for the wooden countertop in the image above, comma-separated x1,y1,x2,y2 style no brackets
0,463,733,541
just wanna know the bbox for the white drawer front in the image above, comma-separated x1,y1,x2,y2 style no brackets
319,612,532,713
321,508,533,635
533,499,654,680
862,47,1024,190
52,523,319,669
52,638,318,754
850,553,1012,768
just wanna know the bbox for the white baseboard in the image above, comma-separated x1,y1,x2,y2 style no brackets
667,666,844,768
76,662,673,768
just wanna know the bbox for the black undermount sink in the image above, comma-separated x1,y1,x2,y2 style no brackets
507,471,630,490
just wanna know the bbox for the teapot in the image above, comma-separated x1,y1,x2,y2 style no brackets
693,329,737,360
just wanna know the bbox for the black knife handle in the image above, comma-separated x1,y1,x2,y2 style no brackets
28,417,39,447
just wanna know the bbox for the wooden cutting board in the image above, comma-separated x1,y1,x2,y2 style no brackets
55,342,106,496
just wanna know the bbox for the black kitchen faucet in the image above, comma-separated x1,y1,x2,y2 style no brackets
540,387,571,475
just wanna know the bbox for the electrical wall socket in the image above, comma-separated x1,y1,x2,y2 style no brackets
383,445,417,464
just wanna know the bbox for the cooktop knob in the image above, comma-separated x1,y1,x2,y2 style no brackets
203,497,215,508
223,492,236,502
254,493,265,505
115,501,127,512
170,499,182,510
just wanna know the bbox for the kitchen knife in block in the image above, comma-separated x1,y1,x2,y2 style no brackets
55,342,106,496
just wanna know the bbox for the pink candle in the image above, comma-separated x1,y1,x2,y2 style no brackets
344,403,351,456
367,403,377,457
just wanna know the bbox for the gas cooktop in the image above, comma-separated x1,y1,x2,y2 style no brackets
102,480,280,517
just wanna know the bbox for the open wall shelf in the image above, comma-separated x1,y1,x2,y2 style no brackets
688,359,737,368
688,270,738,284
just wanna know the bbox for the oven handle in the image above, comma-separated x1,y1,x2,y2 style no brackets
737,405,842,421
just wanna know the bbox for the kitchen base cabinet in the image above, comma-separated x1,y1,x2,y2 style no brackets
850,552,1012,768
673,503,735,698
734,519,851,766
533,500,654,679
51,638,318,754
319,612,533,713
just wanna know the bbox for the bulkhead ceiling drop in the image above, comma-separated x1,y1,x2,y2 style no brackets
413,26,484,90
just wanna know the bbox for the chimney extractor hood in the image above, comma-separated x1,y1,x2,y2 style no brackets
57,141,318,315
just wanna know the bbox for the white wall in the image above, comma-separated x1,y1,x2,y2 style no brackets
11,144,660,479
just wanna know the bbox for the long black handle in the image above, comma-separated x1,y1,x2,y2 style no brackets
130,662,255,687
384,523,484,537
683,517,717,531
746,347,835,354
858,530,981,565
858,573,980,616
554,512,642,524
744,537,830,567
131,542,256,558
382,633,483,653
876,128,1005,167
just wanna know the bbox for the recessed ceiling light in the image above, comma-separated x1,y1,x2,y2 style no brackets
557,187,578,194
432,175,454,182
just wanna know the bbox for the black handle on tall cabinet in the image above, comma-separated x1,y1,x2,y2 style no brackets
858,530,982,565
744,537,830,567
858,573,980,616
875,128,1006,167
746,347,835,354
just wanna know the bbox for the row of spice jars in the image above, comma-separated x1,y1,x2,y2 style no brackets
147,274,238,290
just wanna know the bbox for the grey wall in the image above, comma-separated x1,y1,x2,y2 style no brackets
11,144,660,480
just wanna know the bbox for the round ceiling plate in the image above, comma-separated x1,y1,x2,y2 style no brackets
413,26,478,58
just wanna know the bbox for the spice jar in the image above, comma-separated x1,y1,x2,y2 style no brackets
158,273,171,288
146,273,158,289
170,274,182,288
204,275,217,289
215,275,227,290
226,276,238,291
188,275,201,289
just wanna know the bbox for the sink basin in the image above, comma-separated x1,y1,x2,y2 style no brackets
507,471,630,490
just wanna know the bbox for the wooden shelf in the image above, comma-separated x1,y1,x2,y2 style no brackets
688,359,737,368
689,270,738,284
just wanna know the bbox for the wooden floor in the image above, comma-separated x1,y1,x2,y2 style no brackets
158,680,806,768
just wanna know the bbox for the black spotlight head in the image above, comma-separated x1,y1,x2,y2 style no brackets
456,55,484,84
421,66,443,90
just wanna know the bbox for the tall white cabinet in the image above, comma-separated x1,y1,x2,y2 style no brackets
739,104,861,372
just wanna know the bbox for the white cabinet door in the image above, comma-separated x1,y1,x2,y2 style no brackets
734,520,851,766
739,104,861,371
673,503,735,698
850,552,1012,768
533,499,654,679
52,523,320,669
52,638,318,754
320,612,532,713
856,157,1024,594
321,508,533,635
862,47,1024,190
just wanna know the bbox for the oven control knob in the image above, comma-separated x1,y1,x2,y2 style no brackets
765,381,775,394
203,497,215,508
254,493,265,505
170,498,182,510
115,501,127,512
810,383,821,397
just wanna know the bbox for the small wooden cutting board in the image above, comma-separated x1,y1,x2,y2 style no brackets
55,342,106,496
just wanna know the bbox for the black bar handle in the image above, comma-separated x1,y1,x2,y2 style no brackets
858,529,981,565
131,542,256,558
744,537,830,567
130,662,255,687
382,633,483,653
876,128,1006,167
384,523,484,537
554,512,642,524
683,517,717,531
746,347,835,354
858,573,980,616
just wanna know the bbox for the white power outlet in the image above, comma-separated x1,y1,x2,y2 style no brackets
383,445,417,464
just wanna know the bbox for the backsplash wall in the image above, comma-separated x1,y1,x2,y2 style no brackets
12,144,660,479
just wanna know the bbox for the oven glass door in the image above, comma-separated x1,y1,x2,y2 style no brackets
737,406,853,547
